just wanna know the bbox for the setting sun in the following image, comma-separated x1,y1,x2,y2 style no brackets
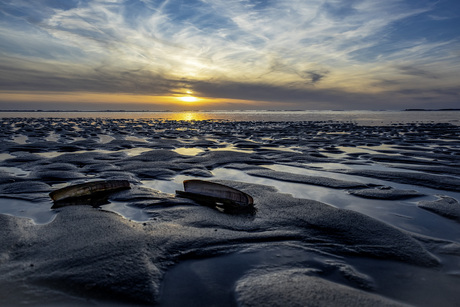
178,96,198,103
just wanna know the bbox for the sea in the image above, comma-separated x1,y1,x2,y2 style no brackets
1,110,459,125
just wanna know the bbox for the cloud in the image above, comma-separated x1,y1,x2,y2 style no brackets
0,55,178,95
190,78,460,110
398,65,438,79
304,71,328,84
0,0,459,109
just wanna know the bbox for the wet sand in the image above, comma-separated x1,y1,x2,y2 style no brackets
0,118,459,306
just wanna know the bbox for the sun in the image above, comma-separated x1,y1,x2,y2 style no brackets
178,96,198,103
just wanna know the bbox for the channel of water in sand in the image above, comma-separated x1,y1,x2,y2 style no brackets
1,143,459,243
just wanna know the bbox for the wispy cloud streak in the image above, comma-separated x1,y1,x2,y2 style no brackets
0,0,459,109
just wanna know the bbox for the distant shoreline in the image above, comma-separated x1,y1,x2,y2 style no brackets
403,108,460,111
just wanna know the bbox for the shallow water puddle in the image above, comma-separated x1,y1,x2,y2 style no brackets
36,151,67,158
261,163,383,185
359,144,403,153
103,201,151,222
0,166,30,176
44,131,60,142
318,144,407,159
253,165,460,239
0,153,15,161
36,147,151,158
0,162,457,242
123,147,152,157
0,198,56,224
263,162,460,199
267,162,424,179
142,175,195,195
346,256,460,307
173,147,205,156
125,135,148,143
159,244,460,307
209,145,254,153
98,134,115,144
259,146,302,153
145,167,460,241
212,168,460,239
345,198,460,241
158,246,329,307
11,135,28,144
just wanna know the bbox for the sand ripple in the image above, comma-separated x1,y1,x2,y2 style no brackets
0,118,459,305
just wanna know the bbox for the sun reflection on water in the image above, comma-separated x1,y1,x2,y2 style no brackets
170,112,208,121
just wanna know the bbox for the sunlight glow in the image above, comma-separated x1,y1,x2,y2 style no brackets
0,91,264,111
178,96,198,103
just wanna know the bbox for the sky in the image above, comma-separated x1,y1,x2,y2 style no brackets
0,0,459,111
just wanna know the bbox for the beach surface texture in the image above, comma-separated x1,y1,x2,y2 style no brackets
0,116,459,306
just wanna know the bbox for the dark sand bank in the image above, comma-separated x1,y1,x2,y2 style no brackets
0,118,460,306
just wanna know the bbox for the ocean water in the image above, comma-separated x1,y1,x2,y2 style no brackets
1,110,459,125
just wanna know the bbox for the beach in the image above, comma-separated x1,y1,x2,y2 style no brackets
0,112,459,306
